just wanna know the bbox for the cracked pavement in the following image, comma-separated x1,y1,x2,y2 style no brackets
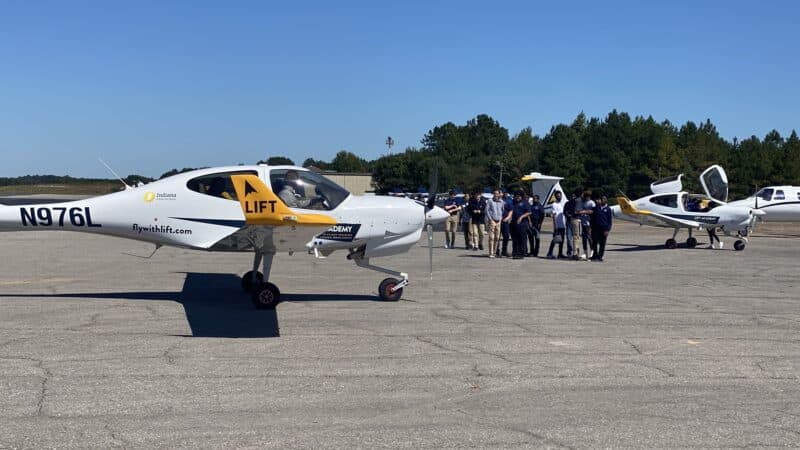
0,222,799,448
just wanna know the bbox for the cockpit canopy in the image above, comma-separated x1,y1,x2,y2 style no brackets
269,168,350,210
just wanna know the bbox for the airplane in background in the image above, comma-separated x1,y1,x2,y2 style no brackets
521,172,567,214
612,165,765,251
727,186,800,222
0,165,449,309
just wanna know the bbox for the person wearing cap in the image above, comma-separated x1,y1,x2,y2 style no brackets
504,190,531,259
442,190,460,249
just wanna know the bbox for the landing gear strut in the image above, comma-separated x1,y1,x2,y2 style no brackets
354,257,408,302
243,252,281,309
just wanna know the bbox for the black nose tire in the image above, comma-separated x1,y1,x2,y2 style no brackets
378,278,403,302
252,282,281,309
734,240,746,251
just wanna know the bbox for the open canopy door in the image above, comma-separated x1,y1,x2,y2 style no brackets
699,165,728,203
650,174,683,195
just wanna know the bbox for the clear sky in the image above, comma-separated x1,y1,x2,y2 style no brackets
1,0,798,178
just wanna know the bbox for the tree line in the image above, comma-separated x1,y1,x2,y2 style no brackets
367,111,800,200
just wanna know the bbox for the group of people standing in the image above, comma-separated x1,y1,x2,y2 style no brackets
442,188,613,261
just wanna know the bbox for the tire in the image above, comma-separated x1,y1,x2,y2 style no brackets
665,238,677,249
734,240,746,251
378,278,403,302
251,282,281,309
686,237,697,248
241,271,264,292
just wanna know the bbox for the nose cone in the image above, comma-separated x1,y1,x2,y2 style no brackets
425,206,449,224
752,208,767,217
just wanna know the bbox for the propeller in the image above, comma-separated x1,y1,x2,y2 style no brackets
426,161,439,278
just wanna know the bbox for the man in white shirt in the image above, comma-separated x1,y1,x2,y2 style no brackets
546,190,566,259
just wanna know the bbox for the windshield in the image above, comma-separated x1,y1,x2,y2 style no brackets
269,169,350,210
756,188,773,201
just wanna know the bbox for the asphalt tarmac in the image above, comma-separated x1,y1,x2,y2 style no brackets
1,222,799,448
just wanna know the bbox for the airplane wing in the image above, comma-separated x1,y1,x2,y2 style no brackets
616,197,701,229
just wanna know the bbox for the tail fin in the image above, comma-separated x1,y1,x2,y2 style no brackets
230,175,336,227
616,196,640,215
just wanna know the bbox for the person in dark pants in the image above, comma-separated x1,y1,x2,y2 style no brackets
546,191,566,259
498,191,512,257
527,194,545,257
591,195,613,261
504,190,531,259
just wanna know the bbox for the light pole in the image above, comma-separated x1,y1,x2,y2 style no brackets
385,136,394,155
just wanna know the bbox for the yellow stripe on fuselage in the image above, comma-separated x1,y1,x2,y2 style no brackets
231,175,337,227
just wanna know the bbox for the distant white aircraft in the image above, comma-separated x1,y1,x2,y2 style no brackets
727,186,800,222
612,165,765,251
0,165,449,308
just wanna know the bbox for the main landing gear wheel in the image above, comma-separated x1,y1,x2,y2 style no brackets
686,237,697,248
252,282,281,309
734,240,746,251
665,238,677,249
378,277,403,302
241,271,264,292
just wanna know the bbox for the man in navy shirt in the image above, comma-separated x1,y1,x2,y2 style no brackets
591,195,613,262
504,190,531,259
497,191,513,257
528,194,545,257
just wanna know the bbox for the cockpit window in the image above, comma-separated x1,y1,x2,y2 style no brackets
269,169,350,210
649,194,678,208
186,171,257,201
775,190,785,200
757,188,774,201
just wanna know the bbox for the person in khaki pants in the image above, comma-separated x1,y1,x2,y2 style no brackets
467,192,486,251
485,189,505,258
442,190,461,249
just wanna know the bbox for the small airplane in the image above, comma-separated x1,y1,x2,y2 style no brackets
727,186,800,222
611,165,765,251
0,164,450,308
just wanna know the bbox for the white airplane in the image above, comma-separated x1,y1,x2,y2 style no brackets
727,186,800,221
612,165,765,251
0,165,449,308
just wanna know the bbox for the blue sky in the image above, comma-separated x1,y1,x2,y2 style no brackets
1,1,798,177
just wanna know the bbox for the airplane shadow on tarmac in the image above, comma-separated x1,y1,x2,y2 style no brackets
1,273,378,339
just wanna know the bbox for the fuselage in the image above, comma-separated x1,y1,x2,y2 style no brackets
727,186,800,222
612,191,760,233
0,165,446,258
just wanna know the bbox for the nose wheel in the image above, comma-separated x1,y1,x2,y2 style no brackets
252,282,281,309
734,240,746,251
378,278,404,302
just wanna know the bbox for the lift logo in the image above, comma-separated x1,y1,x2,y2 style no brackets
317,224,360,241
